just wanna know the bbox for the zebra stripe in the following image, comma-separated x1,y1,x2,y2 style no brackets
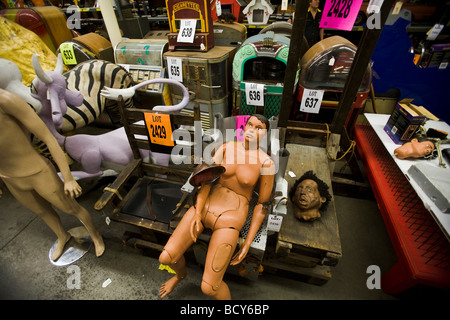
62,60,135,133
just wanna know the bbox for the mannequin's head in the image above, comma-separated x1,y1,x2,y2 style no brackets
289,171,331,221
243,114,269,146
394,138,435,159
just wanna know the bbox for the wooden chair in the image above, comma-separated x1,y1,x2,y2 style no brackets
94,96,201,234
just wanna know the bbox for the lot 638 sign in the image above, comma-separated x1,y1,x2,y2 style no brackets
299,88,324,114
177,19,197,43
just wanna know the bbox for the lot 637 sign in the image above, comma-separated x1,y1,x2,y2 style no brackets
299,88,324,114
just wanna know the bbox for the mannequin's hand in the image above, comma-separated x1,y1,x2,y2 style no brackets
190,213,202,242
64,179,82,198
230,244,249,266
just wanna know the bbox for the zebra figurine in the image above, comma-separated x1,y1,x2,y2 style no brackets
59,59,135,133
31,53,139,180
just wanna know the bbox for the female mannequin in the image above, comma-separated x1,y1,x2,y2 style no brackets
0,89,105,261
158,114,275,300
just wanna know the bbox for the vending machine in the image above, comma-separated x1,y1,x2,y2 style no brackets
114,38,172,106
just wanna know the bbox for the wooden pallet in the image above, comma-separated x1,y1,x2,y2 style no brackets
262,143,342,284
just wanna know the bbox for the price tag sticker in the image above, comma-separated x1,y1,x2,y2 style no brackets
320,0,363,31
144,113,174,147
392,1,403,15
267,214,283,232
59,42,77,65
427,24,444,41
216,0,222,17
299,88,324,114
167,57,183,82
177,19,197,43
236,115,250,142
245,82,264,106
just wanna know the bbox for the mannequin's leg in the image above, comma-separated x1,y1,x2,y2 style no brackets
3,180,71,260
36,164,105,257
201,227,240,300
159,207,202,298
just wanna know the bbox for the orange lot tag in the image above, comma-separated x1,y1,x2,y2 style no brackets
144,113,174,147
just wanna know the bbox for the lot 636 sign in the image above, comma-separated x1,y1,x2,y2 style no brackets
245,82,265,107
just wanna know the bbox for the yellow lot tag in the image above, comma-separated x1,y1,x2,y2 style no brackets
59,43,77,65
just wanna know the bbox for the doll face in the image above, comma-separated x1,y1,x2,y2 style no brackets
243,116,267,144
293,179,326,220
394,138,435,159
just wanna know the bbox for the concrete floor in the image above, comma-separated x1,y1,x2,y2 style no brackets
0,174,447,302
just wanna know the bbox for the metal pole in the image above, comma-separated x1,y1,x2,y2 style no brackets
331,0,395,135
277,0,310,131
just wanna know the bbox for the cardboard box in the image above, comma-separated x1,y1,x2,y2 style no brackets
425,43,450,69
384,99,429,144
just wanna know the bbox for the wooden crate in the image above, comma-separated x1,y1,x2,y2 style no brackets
263,143,342,284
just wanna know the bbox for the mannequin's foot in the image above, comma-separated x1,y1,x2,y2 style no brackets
159,274,185,299
51,232,71,261
92,234,105,257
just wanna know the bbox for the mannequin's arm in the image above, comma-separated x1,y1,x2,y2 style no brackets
1,90,81,198
230,159,275,265
190,143,227,241
190,183,211,242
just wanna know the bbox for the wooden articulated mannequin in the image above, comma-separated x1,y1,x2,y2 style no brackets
158,114,275,300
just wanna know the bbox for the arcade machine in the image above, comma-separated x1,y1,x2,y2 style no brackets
164,0,235,129
211,0,247,48
232,31,293,119
210,0,247,23
165,0,215,52
164,46,235,129
242,0,274,25
293,36,372,133
114,38,172,107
